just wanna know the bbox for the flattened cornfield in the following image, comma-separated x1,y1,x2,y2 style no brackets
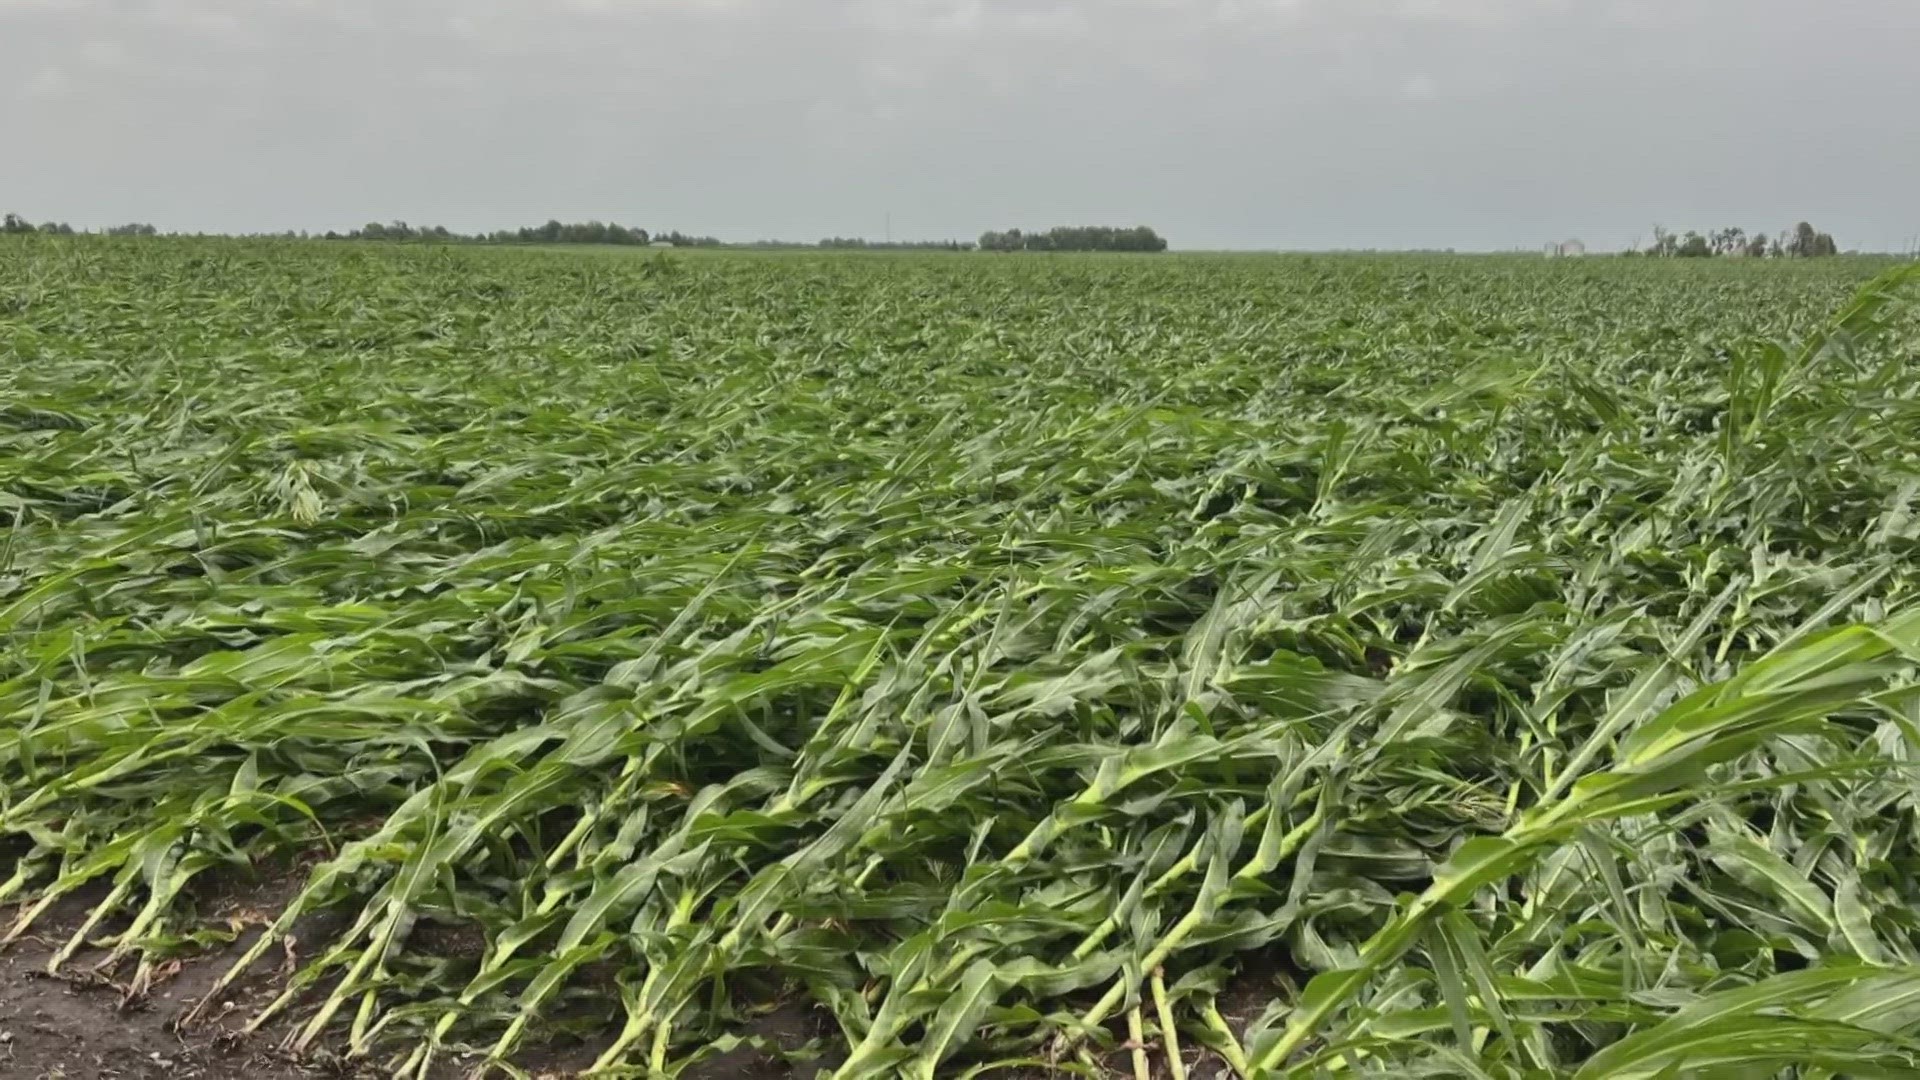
3,241,1920,1077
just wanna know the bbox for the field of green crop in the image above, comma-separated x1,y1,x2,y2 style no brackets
3,240,1919,1078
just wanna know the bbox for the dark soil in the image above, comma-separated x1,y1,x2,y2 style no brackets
0,862,362,1080
0,910,328,1079
2,870,1275,1079
0,868,837,1080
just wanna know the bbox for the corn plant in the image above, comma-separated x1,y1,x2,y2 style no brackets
2,238,1919,1077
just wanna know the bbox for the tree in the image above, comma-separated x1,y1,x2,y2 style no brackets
1,213,33,234
977,225,1166,253
978,229,1021,252
656,230,720,247
815,236,969,250
1643,221,1836,259
1783,221,1839,258
1791,221,1817,256
1709,227,1748,256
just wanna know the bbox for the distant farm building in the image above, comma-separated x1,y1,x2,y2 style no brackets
1545,239,1587,258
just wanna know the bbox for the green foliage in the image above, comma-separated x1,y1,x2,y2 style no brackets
327,219,657,246
1648,220,1841,258
979,225,1168,252
813,237,973,251
648,229,721,248
1,215,76,236
0,242,1917,1077
1789,220,1842,258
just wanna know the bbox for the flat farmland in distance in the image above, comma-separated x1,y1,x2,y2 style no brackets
2,239,1919,1078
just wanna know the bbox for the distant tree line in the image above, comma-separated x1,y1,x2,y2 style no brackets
3,213,80,235
2,214,980,249
650,230,723,248
4,214,264,238
333,221,460,242
1639,221,1840,258
978,226,1168,252
30,214,1867,258
319,220,726,247
325,224,978,249
811,237,974,251
496,220,651,245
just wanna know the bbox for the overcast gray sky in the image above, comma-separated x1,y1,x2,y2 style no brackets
4,0,1917,251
